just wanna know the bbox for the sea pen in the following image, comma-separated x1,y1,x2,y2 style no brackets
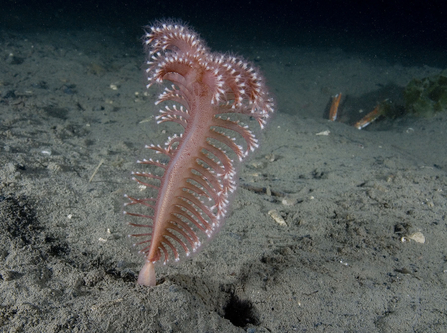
124,21,275,286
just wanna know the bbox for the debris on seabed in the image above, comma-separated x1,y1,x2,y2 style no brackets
401,231,425,244
268,209,287,226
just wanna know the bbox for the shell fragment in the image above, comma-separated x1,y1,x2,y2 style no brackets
268,210,287,226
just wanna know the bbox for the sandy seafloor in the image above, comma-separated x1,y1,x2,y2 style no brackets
0,26,446,333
